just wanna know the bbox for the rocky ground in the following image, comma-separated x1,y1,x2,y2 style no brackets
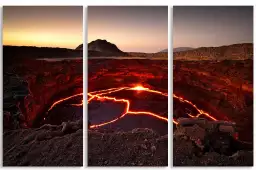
3,120,83,166
173,121,253,166
88,128,168,166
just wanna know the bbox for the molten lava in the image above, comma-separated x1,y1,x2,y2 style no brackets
47,85,219,128
88,85,168,128
130,85,148,91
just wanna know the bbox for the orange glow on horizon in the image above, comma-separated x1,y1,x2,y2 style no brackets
3,31,82,49
3,6,82,49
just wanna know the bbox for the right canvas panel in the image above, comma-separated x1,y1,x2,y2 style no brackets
173,6,253,166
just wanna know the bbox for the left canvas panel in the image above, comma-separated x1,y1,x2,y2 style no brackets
3,6,83,166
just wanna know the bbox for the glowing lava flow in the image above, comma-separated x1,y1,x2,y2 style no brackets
48,93,83,112
47,85,219,127
88,85,168,128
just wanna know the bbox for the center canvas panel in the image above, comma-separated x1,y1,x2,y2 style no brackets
87,6,168,166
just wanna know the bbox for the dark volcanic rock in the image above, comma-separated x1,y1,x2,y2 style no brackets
88,39,128,57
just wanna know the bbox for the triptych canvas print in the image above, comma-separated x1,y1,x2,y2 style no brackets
2,5,253,166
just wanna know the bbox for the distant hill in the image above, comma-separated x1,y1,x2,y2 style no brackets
173,47,194,52
88,39,128,57
76,44,83,50
173,43,253,60
88,39,168,58
159,49,168,53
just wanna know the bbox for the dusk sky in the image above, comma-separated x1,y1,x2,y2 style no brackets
88,6,168,53
173,6,253,48
3,6,83,49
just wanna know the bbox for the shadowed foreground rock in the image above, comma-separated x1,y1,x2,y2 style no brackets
173,122,253,166
3,120,83,166
88,128,168,166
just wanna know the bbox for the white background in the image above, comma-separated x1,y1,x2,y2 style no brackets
0,0,255,169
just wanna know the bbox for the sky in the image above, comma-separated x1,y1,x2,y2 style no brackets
173,6,253,48
3,6,83,49
88,6,168,53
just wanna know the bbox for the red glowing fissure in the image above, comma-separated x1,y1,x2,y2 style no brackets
47,85,218,127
